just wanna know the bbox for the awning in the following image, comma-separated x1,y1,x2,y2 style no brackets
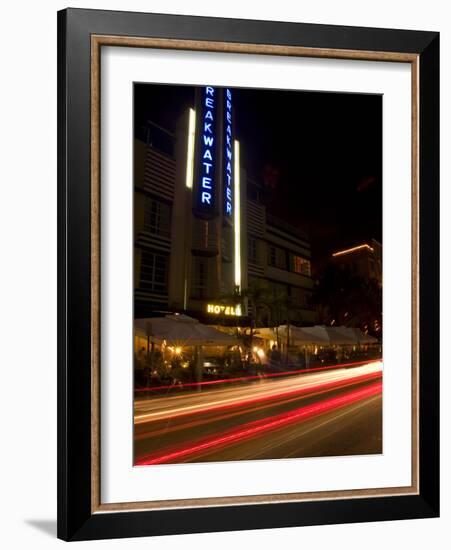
278,325,330,345
253,328,277,341
134,314,238,346
339,327,379,344
278,325,359,345
310,326,358,345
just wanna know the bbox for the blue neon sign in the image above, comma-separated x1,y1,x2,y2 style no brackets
224,89,233,218
198,86,216,209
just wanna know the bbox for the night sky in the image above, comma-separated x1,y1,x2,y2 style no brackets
134,83,382,270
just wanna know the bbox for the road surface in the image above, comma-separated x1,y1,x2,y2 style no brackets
134,361,382,465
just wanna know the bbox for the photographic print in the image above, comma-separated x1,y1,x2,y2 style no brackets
133,83,383,466
58,11,439,539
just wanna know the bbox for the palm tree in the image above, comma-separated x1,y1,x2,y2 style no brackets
241,280,272,363
313,264,382,336
269,290,287,347
269,291,300,362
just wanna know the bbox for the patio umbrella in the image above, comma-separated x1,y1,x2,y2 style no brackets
254,327,277,341
352,328,378,344
301,325,357,345
134,314,237,346
278,325,330,345
333,326,379,344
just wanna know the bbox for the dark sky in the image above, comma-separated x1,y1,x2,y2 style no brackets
134,83,382,269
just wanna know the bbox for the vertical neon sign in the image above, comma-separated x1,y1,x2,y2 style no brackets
185,108,196,189
224,89,233,218
234,140,241,290
198,86,216,210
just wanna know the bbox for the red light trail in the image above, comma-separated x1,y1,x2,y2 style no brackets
135,370,382,428
135,380,382,465
135,358,381,393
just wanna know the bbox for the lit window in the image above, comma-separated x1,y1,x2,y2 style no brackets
292,255,311,276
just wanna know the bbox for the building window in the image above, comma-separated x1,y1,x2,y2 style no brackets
269,281,288,298
248,237,259,265
140,251,168,294
221,225,233,261
268,245,287,269
192,218,217,253
144,198,171,237
290,286,310,308
292,255,311,276
268,246,276,267
191,257,208,299
145,123,175,157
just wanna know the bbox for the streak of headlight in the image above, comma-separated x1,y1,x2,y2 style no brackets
135,370,382,424
135,381,382,465
135,364,381,422
135,374,381,440
135,359,382,393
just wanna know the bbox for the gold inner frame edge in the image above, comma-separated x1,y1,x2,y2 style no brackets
90,35,420,514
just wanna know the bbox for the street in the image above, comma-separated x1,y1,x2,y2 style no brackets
134,361,382,465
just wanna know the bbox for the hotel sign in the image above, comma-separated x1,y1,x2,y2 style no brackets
223,88,233,219
194,86,235,221
206,303,242,316
196,86,217,214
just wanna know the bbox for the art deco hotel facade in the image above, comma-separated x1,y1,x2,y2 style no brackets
134,86,316,326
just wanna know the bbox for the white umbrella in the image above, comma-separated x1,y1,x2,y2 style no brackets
333,326,378,344
134,314,237,346
353,328,378,344
278,325,330,345
300,325,357,345
254,327,277,341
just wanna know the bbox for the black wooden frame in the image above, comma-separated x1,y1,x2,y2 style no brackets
57,8,439,541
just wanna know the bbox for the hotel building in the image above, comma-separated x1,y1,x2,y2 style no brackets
331,240,382,284
134,86,316,325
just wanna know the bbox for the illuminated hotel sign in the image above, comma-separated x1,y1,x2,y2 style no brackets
190,86,241,303
197,86,217,212
194,86,235,220
206,303,242,316
224,89,233,219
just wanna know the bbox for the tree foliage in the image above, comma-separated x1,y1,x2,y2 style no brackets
313,264,382,335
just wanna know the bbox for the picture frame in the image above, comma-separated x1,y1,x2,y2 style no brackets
57,7,439,541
